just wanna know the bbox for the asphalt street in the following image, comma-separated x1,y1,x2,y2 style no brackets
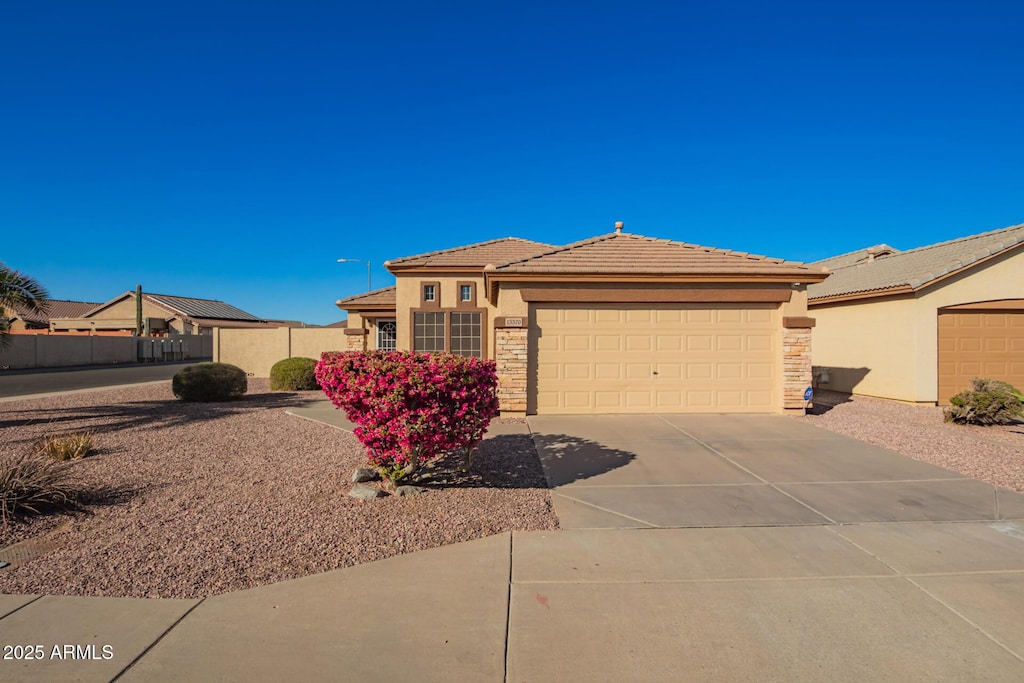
0,362,201,399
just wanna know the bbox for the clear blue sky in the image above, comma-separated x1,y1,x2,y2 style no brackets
3,1,1022,325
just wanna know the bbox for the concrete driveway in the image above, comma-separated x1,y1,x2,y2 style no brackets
511,414,1024,681
531,413,1023,528
5,413,1024,681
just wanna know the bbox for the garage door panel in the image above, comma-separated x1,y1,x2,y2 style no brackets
687,310,713,324
717,335,742,351
626,335,651,351
717,363,743,380
656,335,681,351
937,311,1024,404
531,303,778,414
687,335,713,351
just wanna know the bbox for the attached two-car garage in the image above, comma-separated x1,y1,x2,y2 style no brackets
937,308,1024,404
529,303,780,414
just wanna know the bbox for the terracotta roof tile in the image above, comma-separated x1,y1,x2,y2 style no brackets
336,286,397,308
808,223,1024,301
810,244,901,271
492,232,827,277
387,238,556,269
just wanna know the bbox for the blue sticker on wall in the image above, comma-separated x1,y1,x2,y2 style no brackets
803,387,813,401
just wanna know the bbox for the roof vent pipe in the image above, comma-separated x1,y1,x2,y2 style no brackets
614,221,624,234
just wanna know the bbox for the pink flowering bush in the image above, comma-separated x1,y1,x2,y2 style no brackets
316,351,500,482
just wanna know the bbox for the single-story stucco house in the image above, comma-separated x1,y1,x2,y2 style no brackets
50,291,289,336
808,222,1024,405
337,224,829,416
3,299,101,332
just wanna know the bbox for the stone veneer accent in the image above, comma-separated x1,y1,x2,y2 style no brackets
495,328,528,414
782,326,813,411
345,332,366,351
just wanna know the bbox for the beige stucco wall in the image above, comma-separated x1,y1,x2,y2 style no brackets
394,275,499,356
213,327,347,377
811,247,1024,403
811,296,917,400
0,335,144,369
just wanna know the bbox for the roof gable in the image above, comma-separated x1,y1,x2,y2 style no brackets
146,294,261,321
810,245,901,271
491,232,827,278
808,223,1024,302
7,299,102,326
386,238,556,269
336,285,397,309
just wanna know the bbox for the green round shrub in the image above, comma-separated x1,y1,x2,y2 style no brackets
269,357,320,391
172,362,248,402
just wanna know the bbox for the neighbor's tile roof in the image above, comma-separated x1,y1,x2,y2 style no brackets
492,232,827,277
808,223,1024,301
386,238,556,269
810,244,901,271
336,286,397,308
9,299,102,326
144,294,263,321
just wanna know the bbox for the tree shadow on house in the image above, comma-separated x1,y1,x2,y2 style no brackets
0,390,322,438
419,433,636,490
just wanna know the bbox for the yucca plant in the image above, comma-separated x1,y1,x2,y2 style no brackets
0,452,80,525
32,431,95,461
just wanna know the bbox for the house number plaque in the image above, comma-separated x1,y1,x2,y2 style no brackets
502,317,525,328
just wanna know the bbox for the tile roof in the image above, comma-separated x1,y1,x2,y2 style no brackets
386,238,556,269
7,299,101,326
808,223,1024,301
810,244,901,271
491,232,828,278
145,294,263,321
336,286,397,308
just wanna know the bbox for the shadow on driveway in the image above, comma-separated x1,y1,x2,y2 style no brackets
530,434,636,487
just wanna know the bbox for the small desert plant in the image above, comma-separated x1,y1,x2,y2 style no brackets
172,362,247,402
0,451,80,525
944,378,1024,426
270,357,320,391
32,431,95,461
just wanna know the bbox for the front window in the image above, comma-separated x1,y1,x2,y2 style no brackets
450,311,481,357
423,285,436,302
376,319,397,351
413,312,445,351
460,284,472,302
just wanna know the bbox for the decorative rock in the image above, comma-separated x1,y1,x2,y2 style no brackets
348,484,384,500
395,485,427,497
352,468,379,483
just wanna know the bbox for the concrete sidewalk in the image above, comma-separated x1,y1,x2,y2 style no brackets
3,414,1024,681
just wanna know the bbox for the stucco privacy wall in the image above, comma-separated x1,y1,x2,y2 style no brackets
213,327,347,377
811,247,1024,403
0,335,212,370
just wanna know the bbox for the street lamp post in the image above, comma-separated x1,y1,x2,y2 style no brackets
337,258,371,292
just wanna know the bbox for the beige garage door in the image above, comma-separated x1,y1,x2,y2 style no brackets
937,311,1024,404
530,303,779,414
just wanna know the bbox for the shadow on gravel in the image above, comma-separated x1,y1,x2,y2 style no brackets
806,389,855,415
0,391,319,433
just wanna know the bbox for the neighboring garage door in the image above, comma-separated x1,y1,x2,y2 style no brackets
937,311,1024,404
530,303,778,414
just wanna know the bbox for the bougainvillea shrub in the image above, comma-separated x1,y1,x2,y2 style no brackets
316,351,500,481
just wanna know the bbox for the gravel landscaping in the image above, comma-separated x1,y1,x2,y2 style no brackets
798,390,1024,492
0,380,556,599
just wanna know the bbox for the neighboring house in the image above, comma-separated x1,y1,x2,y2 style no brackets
337,226,827,416
50,291,280,336
3,299,101,331
808,223,1024,405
